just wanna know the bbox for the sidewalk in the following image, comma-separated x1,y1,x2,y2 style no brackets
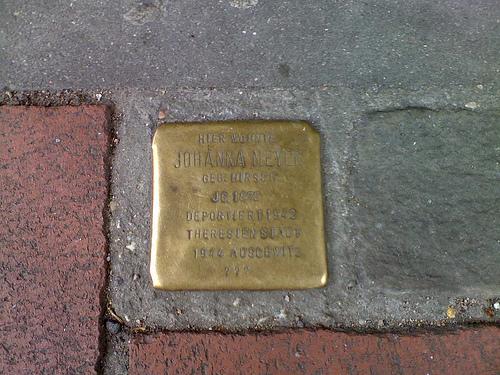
1,0,499,373
1,101,498,375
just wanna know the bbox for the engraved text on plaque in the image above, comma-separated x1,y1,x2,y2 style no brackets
151,120,327,290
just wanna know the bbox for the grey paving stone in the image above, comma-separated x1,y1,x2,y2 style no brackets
1,0,499,90
107,87,499,330
353,108,500,293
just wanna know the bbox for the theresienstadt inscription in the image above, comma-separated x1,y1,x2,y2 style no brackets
151,121,327,290
186,226,302,240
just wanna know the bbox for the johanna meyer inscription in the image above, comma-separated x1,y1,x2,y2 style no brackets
151,121,327,290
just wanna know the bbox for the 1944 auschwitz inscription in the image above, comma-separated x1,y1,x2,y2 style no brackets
150,121,327,290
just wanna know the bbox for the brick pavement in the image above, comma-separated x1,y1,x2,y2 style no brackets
0,106,110,374
129,327,500,375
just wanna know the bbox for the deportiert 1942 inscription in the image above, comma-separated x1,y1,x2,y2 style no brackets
151,120,327,290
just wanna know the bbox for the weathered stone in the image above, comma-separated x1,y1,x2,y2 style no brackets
353,108,500,292
107,87,499,331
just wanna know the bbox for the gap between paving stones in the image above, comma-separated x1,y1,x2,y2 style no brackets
110,320,500,336
96,108,119,374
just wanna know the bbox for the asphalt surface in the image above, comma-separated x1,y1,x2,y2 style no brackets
1,0,499,91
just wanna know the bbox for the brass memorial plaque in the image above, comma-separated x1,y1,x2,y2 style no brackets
151,120,327,290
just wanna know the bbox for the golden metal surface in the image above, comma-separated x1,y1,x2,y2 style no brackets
151,120,327,290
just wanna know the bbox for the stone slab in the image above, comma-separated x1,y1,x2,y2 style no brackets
129,327,500,375
353,108,500,292
107,87,499,331
1,0,499,91
0,105,110,373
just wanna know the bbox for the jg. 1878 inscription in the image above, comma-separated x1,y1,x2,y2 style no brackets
151,120,327,290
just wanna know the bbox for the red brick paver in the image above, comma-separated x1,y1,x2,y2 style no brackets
130,327,500,375
0,106,110,374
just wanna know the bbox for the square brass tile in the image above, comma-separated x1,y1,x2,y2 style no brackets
151,120,327,290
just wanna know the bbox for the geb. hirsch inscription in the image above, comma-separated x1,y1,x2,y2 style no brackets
151,121,327,290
